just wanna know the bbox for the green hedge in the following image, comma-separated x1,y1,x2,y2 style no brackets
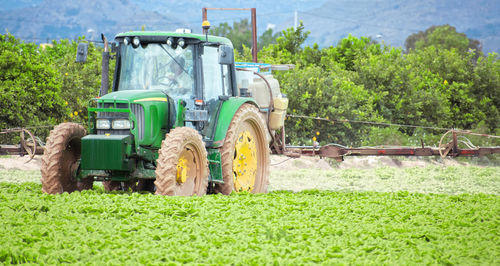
0,34,66,141
260,23,499,146
1,28,498,147
0,34,111,143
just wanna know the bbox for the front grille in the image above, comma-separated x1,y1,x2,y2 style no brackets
97,112,129,119
97,129,131,135
130,104,145,141
98,103,128,109
96,112,131,136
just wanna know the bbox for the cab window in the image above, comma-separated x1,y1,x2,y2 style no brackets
202,46,226,101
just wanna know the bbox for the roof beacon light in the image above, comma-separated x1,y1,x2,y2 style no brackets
202,20,210,42
202,20,210,31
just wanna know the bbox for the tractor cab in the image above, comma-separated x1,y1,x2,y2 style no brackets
116,39,196,102
110,32,238,142
114,32,237,105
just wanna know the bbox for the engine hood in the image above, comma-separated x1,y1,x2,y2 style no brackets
98,90,168,103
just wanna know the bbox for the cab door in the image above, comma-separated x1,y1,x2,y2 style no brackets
200,44,236,145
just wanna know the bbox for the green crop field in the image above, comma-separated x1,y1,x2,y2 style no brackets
1,175,499,264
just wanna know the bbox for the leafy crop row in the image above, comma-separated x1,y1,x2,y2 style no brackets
1,183,498,264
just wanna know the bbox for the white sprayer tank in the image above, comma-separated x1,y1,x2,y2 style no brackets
236,69,288,130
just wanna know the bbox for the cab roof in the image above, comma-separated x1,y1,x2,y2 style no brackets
115,31,233,46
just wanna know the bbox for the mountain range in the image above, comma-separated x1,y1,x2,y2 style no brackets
0,0,499,53
289,0,500,53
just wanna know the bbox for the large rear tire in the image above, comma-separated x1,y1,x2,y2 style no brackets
41,123,92,194
154,127,209,196
214,104,270,194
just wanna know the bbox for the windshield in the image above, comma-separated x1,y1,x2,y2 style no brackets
117,43,194,97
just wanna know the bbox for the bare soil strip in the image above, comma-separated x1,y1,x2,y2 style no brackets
0,155,498,194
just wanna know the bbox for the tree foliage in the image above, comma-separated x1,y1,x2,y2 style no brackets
209,18,281,55
44,39,113,124
0,23,498,147
0,34,66,142
0,33,107,143
259,21,309,65
405,25,482,55
280,64,379,145
258,23,499,146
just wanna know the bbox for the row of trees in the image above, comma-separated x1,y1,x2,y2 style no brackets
234,23,499,146
209,19,281,54
0,34,105,143
0,24,498,147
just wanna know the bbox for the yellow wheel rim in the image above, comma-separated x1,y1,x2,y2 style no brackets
176,156,188,183
176,148,194,184
233,130,257,191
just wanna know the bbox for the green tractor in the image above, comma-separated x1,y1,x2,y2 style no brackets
40,30,289,196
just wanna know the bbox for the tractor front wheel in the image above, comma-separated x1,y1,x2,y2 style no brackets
154,127,209,196
215,104,270,194
41,123,92,194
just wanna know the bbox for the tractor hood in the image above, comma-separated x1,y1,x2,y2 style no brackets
95,90,174,148
98,90,168,104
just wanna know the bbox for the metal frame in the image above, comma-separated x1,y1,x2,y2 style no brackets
202,7,258,63
283,130,500,161
0,128,43,161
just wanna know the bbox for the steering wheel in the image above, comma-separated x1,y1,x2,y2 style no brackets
157,75,178,88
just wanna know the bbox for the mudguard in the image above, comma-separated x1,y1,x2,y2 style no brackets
211,97,258,148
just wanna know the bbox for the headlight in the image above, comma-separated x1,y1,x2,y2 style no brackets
132,37,140,48
178,38,186,48
166,37,177,49
96,119,111,129
112,119,131,129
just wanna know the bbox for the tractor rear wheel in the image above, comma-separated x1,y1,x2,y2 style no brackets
154,127,209,196
215,104,270,194
41,123,92,194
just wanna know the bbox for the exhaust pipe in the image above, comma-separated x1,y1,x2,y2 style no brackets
100,33,109,97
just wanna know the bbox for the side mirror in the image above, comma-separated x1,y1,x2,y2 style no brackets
218,45,234,65
76,43,88,63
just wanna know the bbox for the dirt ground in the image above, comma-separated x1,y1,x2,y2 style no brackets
0,154,470,171
269,154,467,171
0,155,42,171
1,154,498,194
